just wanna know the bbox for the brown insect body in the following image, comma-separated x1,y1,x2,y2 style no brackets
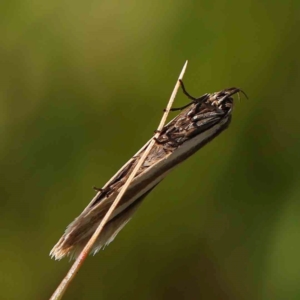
50,84,241,260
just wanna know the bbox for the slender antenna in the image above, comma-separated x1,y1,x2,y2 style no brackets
49,60,188,300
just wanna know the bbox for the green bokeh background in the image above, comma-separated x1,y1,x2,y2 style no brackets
1,1,300,299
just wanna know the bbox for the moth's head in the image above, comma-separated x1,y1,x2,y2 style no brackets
209,87,247,112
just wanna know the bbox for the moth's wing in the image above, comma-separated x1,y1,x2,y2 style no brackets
50,182,161,260
79,111,186,213
82,139,152,213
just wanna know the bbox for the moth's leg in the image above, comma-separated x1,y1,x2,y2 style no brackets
93,186,103,192
154,136,168,144
170,80,198,111
93,186,110,194
155,132,182,148
179,80,198,101
170,102,194,112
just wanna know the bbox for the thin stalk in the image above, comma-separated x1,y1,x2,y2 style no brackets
49,60,188,300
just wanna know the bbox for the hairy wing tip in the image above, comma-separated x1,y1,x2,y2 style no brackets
50,246,68,260
49,238,72,260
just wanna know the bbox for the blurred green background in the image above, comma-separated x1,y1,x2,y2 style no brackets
1,0,300,299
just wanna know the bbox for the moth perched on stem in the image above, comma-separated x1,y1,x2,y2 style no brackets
50,61,246,300
51,81,244,261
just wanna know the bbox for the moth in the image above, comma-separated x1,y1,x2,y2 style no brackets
50,81,244,260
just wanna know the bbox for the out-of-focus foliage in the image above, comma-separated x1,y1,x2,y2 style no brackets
1,1,300,299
